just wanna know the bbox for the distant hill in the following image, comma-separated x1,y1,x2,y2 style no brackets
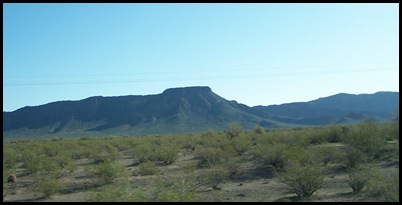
3,86,399,139
253,91,399,123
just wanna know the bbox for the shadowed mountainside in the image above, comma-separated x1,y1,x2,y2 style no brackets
3,87,399,139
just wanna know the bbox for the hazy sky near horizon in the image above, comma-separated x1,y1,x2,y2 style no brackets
3,3,399,112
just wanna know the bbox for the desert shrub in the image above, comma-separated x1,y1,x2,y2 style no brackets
251,143,288,169
21,150,59,174
308,131,329,145
137,161,159,176
225,122,243,139
71,145,93,159
309,145,339,165
178,136,199,152
201,130,216,138
134,142,157,163
231,134,252,156
40,142,59,157
133,140,179,164
283,146,312,166
271,130,311,149
280,163,325,197
3,145,20,170
110,139,134,152
345,165,374,193
327,125,344,143
154,142,179,164
343,122,387,159
90,184,149,202
253,126,265,134
224,158,240,177
19,142,74,175
35,177,63,198
196,165,229,190
194,146,229,167
367,168,399,202
151,176,199,202
54,151,75,173
93,160,129,185
341,147,367,168
91,143,121,164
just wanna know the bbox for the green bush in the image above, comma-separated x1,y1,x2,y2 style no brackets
283,146,311,166
55,151,75,173
232,134,252,156
252,143,288,169
225,122,243,139
280,163,325,197
151,176,199,202
35,177,63,198
343,122,387,159
194,146,229,167
154,142,179,164
196,165,229,190
345,165,373,193
253,126,265,134
327,125,343,143
341,147,367,168
22,151,62,175
224,158,240,177
137,161,159,176
309,146,339,165
91,143,121,164
90,183,149,202
3,144,20,170
93,160,129,185
134,142,157,163
367,168,399,202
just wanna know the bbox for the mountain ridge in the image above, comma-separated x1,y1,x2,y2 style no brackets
3,86,399,139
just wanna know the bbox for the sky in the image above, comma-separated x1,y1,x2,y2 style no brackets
3,3,399,112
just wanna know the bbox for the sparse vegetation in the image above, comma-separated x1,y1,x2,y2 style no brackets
3,121,399,202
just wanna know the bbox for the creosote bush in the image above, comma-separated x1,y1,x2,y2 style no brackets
93,160,128,185
90,183,149,202
341,147,367,168
367,168,399,202
196,165,229,190
280,163,325,197
35,177,63,198
225,122,243,139
345,165,374,193
343,122,387,159
137,161,159,176
252,143,288,169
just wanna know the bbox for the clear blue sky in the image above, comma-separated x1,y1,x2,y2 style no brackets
3,3,399,112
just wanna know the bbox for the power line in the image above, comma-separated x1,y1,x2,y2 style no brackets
3,67,397,86
3,61,397,79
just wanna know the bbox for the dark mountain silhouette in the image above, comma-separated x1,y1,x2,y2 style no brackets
3,86,399,139
253,91,399,122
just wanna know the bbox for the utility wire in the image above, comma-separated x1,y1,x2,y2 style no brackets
3,61,397,79
3,67,397,86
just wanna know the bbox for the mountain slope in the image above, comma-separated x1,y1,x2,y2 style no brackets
253,91,399,124
3,87,286,139
3,87,399,139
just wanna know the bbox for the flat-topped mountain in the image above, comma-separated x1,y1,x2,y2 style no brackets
3,86,399,139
